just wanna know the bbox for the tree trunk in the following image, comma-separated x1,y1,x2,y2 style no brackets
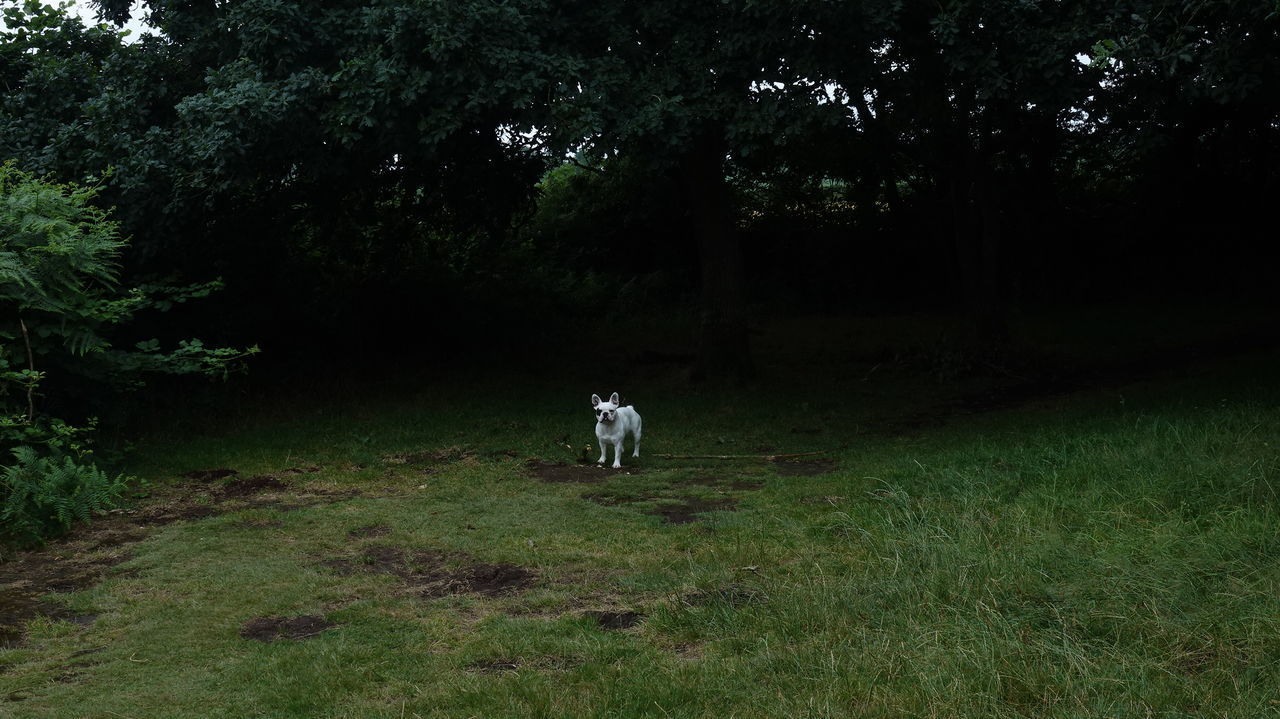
681,133,754,382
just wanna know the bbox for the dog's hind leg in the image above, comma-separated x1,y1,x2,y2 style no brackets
632,415,642,457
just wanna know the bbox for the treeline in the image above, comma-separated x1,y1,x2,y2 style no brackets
3,0,1277,376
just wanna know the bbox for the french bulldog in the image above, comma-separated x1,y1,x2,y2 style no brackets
591,392,642,468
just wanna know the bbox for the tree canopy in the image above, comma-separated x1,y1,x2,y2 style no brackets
1,0,1274,376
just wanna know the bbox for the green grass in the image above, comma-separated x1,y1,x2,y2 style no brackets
3,317,1280,718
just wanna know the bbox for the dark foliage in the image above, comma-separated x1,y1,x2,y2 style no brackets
0,0,1274,371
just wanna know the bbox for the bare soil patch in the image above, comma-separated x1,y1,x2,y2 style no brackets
0,550,128,647
580,489,740,524
1,467,357,646
240,614,334,642
320,544,536,598
525,461,638,484
136,504,223,526
447,563,536,598
220,475,289,497
179,468,238,482
772,458,837,477
645,496,739,525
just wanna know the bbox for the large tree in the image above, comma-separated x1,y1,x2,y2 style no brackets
6,0,1275,373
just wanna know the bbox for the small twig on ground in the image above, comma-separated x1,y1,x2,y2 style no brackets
653,450,829,461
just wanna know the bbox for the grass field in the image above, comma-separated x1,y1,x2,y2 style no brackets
2,312,1279,718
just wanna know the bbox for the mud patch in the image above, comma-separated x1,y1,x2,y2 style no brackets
240,614,334,642
2,467,362,646
525,461,638,484
179,468,238,482
319,545,535,598
772,458,836,477
584,610,644,630
645,496,738,525
138,504,224,526
452,563,535,598
0,551,129,647
220,475,289,497
87,530,149,550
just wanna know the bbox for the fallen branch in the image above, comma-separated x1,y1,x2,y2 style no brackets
653,450,829,461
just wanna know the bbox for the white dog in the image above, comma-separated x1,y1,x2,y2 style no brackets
591,392,642,468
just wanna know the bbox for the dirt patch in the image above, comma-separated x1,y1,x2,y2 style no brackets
347,524,391,539
453,563,536,597
1,468,365,647
320,545,448,579
240,614,334,642
0,551,129,647
179,468,238,482
320,544,536,598
584,610,644,630
220,475,289,497
525,461,638,484
772,458,836,477
581,489,739,524
137,504,224,526
645,496,738,525
87,530,149,549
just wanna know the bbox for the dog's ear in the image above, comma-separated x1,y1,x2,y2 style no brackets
591,394,602,407
610,392,620,405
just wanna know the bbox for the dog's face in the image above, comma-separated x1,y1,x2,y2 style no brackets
591,392,621,423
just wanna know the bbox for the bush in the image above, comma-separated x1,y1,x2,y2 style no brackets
0,446,127,546
1,160,256,545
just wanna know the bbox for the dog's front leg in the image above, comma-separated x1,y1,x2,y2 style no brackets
597,438,608,465
611,440,624,468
